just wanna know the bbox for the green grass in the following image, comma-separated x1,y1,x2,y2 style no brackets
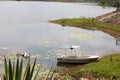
50,18,120,38
71,54,120,79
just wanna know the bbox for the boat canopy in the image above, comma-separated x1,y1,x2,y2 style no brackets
60,46,81,49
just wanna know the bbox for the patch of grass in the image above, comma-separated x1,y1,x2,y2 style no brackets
50,18,120,38
72,54,120,79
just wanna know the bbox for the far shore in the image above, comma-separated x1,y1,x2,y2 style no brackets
50,11,120,39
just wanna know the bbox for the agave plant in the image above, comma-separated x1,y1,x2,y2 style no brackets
2,57,40,80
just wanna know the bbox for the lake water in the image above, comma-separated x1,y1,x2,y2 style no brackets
0,1,119,65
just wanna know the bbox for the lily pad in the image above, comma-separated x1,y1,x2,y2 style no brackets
0,47,10,50
70,33,96,40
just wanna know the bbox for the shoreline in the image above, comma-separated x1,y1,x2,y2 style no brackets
50,11,120,39
50,11,120,79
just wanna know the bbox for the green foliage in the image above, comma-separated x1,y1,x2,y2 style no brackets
77,0,99,2
3,57,40,80
75,54,120,79
98,0,120,10
67,17,118,32
74,0,120,11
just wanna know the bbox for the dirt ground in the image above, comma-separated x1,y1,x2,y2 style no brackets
96,11,120,26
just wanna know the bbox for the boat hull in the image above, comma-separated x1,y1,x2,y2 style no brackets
57,56,99,64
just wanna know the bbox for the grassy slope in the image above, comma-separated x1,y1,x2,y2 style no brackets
50,18,120,38
74,54,120,79
58,54,120,79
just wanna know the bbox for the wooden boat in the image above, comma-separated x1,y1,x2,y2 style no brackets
57,46,100,64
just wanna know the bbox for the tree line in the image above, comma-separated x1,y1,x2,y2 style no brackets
15,0,120,11
98,0,120,11
77,0,120,11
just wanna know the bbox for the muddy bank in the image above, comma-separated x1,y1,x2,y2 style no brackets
96,11,120,26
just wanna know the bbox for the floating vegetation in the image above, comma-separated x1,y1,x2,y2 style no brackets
0,61,3,65
70,33,96,40
0,47,10,50
44,41,59,46
30,54,40,59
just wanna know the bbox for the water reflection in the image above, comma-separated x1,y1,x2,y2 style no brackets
116,38,120,46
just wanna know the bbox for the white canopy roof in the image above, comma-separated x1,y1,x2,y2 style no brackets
60,46,81,49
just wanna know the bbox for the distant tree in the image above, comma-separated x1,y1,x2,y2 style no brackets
99,0,120,11
77,0,99,2
115,1,120,11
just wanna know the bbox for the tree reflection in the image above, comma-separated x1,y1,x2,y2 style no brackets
116,38,120,46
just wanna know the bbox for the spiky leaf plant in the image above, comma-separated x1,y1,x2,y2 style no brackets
3,57,40,80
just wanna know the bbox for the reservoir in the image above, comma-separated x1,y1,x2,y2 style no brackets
0,1,119,65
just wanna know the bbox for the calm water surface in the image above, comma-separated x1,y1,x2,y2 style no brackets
0,1,119,65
